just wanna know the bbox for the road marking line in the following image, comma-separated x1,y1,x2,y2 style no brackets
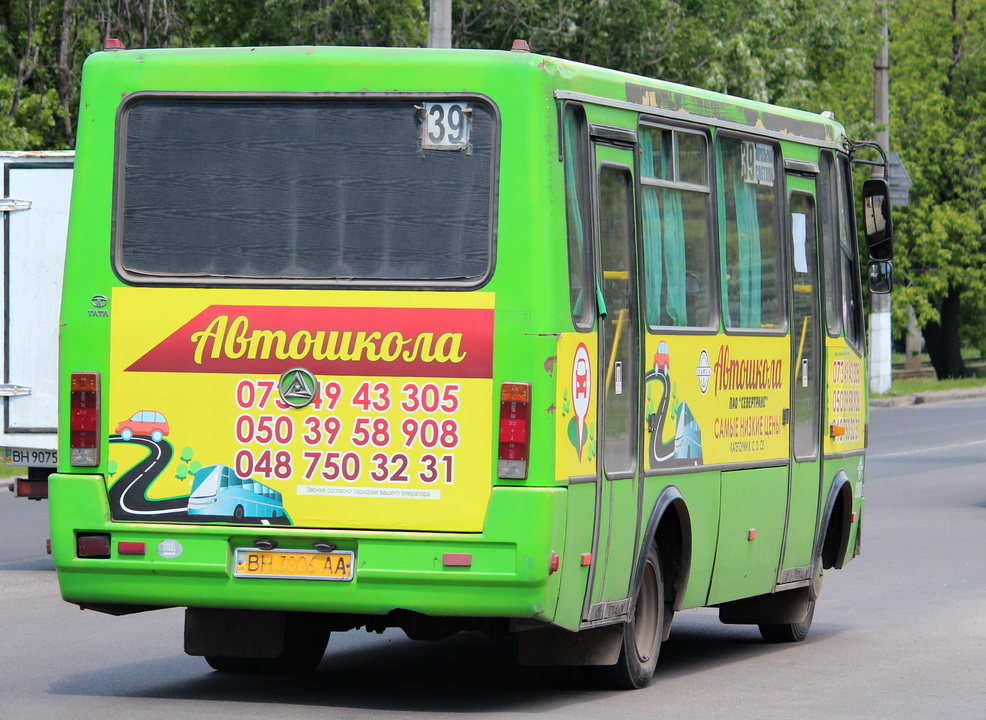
870,438,986,459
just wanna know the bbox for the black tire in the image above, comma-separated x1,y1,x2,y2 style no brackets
204,622,329,674
758,598,815,643
205,655,258,673
258,625,330,674
595,543,665,689
233,505,244,520
759,546,823,643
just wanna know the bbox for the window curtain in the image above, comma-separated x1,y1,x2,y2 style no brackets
640,130,663,326
733,168,762,328
640,130,687,325
716,140,762,328
661,147,687,325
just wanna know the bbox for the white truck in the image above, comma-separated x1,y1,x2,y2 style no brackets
1,152,74,499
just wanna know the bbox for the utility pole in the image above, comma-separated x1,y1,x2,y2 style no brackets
428,0,451,49
869,5,892,395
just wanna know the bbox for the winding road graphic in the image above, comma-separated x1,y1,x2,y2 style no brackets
107,435,290,525
646,368,703,469
647,369,677,464
107,435,189,519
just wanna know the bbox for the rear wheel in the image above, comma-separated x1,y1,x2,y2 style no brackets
594,543,665,689
205,624,329,674
759,554,821,643
258,623,329,674
758,599,815,643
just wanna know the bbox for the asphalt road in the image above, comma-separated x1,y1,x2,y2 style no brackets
1,396,984,719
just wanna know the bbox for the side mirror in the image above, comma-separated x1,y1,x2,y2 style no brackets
862,179,893,261
868,260,893,294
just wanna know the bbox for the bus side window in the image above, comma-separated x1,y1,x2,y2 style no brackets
639,124,715,329
837,155,864,348
563,104,595,330
715,135,785,331
818,152,843,337
818,151,863,346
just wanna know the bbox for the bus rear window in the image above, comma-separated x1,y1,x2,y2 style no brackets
114,95,496,287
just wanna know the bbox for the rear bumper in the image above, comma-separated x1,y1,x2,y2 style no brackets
49,474,566,620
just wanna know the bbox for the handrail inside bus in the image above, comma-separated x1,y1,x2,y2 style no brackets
606,308,628,393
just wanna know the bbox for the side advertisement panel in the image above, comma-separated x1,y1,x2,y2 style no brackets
641,334,790,470
823,338,866,455
554,333,599,481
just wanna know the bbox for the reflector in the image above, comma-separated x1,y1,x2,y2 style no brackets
77,534,111,558
118,541,147,555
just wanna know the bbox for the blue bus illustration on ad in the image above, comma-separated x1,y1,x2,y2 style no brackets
187,464,287,522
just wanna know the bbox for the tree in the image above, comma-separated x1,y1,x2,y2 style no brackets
1,0,188,149
1,0,429,149
1,1,73,148
452,0,879,131
890,0,986,378
186,0,426,48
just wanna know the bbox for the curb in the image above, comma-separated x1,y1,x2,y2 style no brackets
870,386,986,408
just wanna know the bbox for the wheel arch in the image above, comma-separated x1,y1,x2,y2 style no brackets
819,469,854,570
633,485,692,615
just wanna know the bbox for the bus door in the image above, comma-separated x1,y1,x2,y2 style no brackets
583,135,641,622
781,180,823,579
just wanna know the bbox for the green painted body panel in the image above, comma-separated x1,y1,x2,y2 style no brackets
708,467,788,605
51,474,565,617
555,482,595,628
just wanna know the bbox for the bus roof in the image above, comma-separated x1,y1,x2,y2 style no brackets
85,44,844,146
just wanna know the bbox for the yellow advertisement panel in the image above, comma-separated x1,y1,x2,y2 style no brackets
641,334,790,469
555,333,599,480
554,332,790,478
823,338,866,454
107,287,494,532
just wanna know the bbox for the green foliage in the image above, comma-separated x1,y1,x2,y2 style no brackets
1,1,881,151
889,0,986,375
187,0,426,47
453,0,880,126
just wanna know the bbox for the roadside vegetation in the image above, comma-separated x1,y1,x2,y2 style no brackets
878,349,986,397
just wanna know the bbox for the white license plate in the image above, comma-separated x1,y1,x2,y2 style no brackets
3,448,57,467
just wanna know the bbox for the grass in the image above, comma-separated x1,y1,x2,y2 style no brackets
877,375,986,397
0,465,26,479
881,347,986,397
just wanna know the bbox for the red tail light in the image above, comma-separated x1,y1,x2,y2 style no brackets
497,382,531,479
70,372,100,466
